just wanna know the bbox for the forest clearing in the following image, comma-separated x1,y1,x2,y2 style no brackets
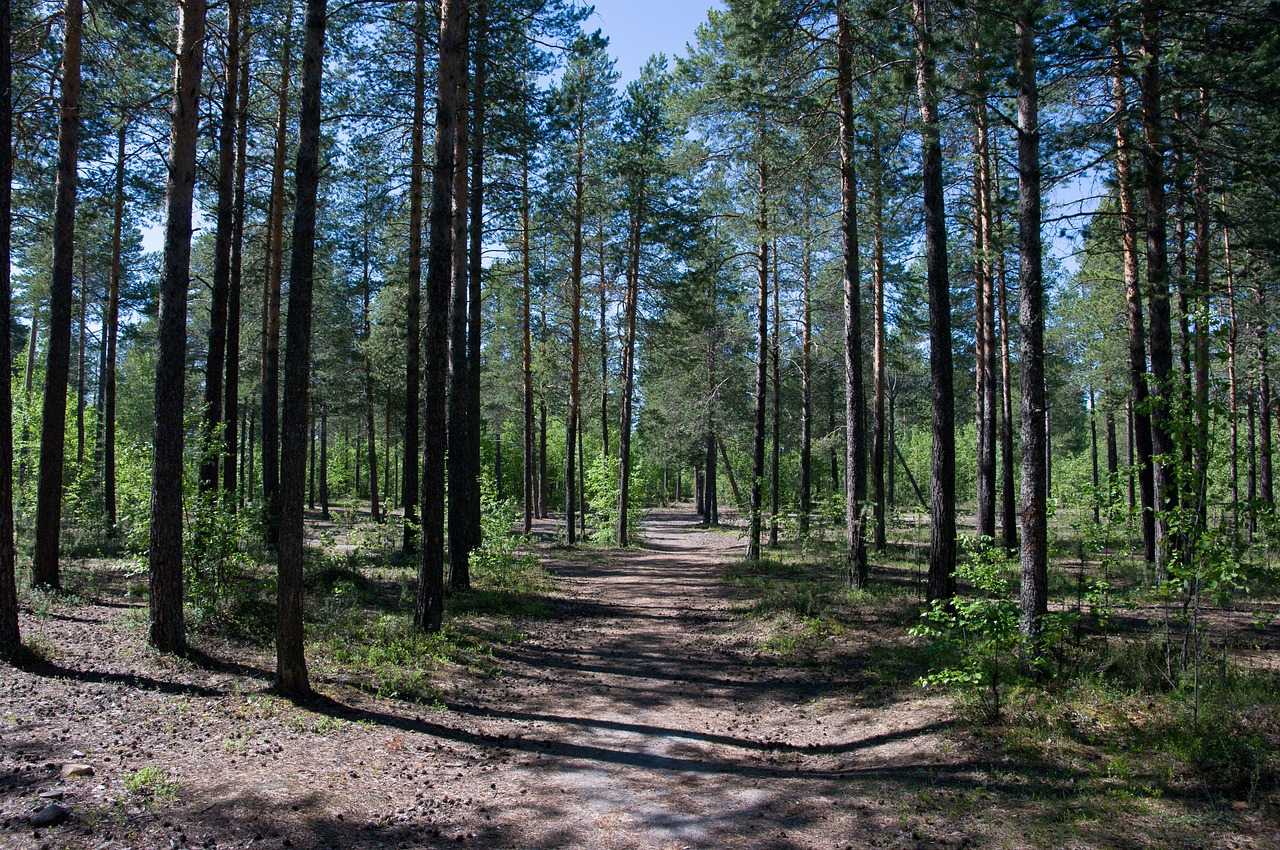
2,0,1280,847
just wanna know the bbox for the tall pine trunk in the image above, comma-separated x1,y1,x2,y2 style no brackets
446,5,471,585
1112,22,1156,566
201,0,241,495
32,0,83,591
403,0,425,553
870,124,886,552
913,0,956,601
0,0,18,657
1016,2,1047,647
276,0,327,696
747,147,768,563
617,190,642,546
464,0,487,575
148,0,205,652
769,239,780,548
520,99,533,533
417,0,467,633
261,4,292,548
361,209,380,521
224,5,251,501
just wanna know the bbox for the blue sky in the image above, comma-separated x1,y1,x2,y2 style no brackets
585,0,721,83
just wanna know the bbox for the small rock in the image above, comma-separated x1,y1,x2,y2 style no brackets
29,803,70,828
60,764,94,779
37,789,65,800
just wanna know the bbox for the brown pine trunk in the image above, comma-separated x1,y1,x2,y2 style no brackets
18,310,36,490
1224,219,1240,538
870,126,886,551
1191,89,1210,531
262,2,293,547
465,0,487,570
838,9,867,585
403,0,425,552
75,259,86,467
200,0,241,495
538,393,547,518
32,0,83,591
599,216,610,457
417,0,467,633
308,402,315,510
617,191,641,546
520,102,533,533
276,0,327,697
147,0,205,653
1140,0,1178,578
224,4,251,502
1112,22,1156,565
747,147,768,563
1257,275,1273,509
1089,389,1100,524
1,0,18,657
320,404,329,519
362,208,381,522
976,100,997,541
447,5,471,585
1016,3,1047,647
769,238,780,549
913,0,956,601
994,135,1017,551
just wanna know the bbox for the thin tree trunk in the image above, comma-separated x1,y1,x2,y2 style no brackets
362,206,380,522
976,98,997,541
994,135,1017,551
262,3,293,548
913,0,956,601
838,8,866,585
447,4,471,585
1140,0,1178,578
224,4,251,502
1223,217,1240,539
870,124,886,551
275,0,326,697
320,404,329,519
1257,275,1273,509
0,0,18,656
417,0,467,633
102,117,124,535
719,436,743,510
308,401,315,510
599,215,610,457
200,0,241,495
617,187,641,546
1016,3,1047,648
1090,389,1100,524
18,311,36,490
1191,89,1211,532
403,0,425,552
520,97,533,533
800,200,814,537
747,145,768,563
565,70,585,546
75,263,86,467
769,238,780,548
538,394,547,518
465,0,487,572
32,0,83,591
1112,21,1156,565
147,0,204,652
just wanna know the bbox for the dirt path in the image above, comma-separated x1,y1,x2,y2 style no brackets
3,508,969,850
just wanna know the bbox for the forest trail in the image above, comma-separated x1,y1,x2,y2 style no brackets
387,508,956,849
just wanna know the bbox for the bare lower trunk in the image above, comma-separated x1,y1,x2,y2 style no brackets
870,126,886,551
0,0,19,656
403,0,425,553
446,8,471,586
224,6,251,502
747,148,768,563
914,0,956,601
275,0,326,698
148,0,204,653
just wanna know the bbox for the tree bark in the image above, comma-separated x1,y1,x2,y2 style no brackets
520,87,533,533
1140,0,1178,578
976,98,997,541
224,4,251,502
599,216,610,457
617,184,642,546
275,0,326,697
362,204,380,522
913,0,956,601
465,0,487,573
769,238,780,548
0,0,18,657
417,0,467,633
994,136,1017,551
564,62,585,546
32,0,83,591
1224,218,1240,538
870,124,886,551
201,0,241,495
403,0,425,552
747,148,768,563
262,4,293,548
447,2,471,585
1112,21,1156,565
1016,2,1047,647
75,257,86,468
147,0,205,653
800,200,814,537
320,404,329,519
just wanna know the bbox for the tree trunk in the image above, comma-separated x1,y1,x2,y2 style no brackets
747,147,768,563
538,394,547,518
1224,219,1240,538
0,0,18,657
913,0,956,601
224,4,251,502
447,3,471,586
18,311,36,490
976,99,997,541
1016,3,1047,648
617,190,641,546
262,3,293,548
275,0,326,697
800,201,814,537
1140,0,1178,578
870,124,886,551
1111,21,1156,565
403,0,425,552
362,207,381,522
838,8,867,585
1191,89,1210,531
704,434,718,526
599,216,610,457
417,0,467,633
769,238,780,548
1257,275,1273,509
465,0,487,573
320,404,329,519
32,0,83,591
1089,389,1100,524
104,115,125,533
565,77,585,546
75,263,86,468
520,93,533,533
308,402,315,510
994,135,1017,551
200,0,241,495
719,436,743,510
147,0,204,653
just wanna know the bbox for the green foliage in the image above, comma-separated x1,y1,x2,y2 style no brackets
582,451,642,545
471,470,544,591
912,539,1028,721
124,766,179,804
183,496,266,632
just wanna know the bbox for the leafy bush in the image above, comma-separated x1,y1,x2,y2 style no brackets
582,452,641,545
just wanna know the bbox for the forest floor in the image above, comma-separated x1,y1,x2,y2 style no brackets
2,507,1277,850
